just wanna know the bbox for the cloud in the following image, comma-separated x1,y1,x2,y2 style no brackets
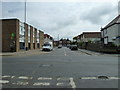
2,2,25,21
1,2,118,40
118,1,120,14
81,3,117,24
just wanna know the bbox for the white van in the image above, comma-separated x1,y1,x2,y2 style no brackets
42,42,53,51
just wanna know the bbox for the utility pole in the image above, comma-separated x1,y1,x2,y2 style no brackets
58,34,59,46
25,0,27,23
24,0,27,51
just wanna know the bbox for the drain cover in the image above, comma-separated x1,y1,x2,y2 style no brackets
97,75,109,79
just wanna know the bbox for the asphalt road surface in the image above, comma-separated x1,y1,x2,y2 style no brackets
1,47,118,89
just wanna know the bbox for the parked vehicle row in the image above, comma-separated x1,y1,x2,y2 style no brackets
67,45,78,50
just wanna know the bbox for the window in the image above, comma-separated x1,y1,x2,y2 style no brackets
19,22,25,42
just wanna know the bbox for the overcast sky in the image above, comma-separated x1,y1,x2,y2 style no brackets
1,0,119,40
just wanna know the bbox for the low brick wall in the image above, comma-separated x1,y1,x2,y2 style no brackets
78,42,120,54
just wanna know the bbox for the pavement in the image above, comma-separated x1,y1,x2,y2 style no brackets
0,49,50,57
78,49,120,57
1,48,119,57
1,47,118,88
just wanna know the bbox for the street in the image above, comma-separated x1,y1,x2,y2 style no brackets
1,47,118,88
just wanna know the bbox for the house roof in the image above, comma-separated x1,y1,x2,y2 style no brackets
82,32,101,38
101,14,120,31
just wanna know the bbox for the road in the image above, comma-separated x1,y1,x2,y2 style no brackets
1,47,118,89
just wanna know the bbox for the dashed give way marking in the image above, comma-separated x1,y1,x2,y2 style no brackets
18,76,33,79
38,77,52,80
0,80,9,84
33,82,50,86
12,81,28,85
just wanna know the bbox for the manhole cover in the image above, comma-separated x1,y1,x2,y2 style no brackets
98,75,109,79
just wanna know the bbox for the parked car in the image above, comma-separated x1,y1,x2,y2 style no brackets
117,46,120,53
42,42,53,51
67,45,70,48
58,45,62,48
70,45,78,50
69,45,72,49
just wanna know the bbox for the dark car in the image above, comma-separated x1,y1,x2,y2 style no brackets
70,45,78,50
67,45,70,48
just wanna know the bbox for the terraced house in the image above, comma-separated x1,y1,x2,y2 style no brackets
1,18,44,52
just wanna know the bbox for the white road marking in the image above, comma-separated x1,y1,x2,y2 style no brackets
11,76,15,78
56,83,64,86
18,76,29,79
57,77,69,81
38,77,52,80
80,77,120,80
12,81,28,85
65,53,66,56
81,77,97,80
109,77,120,80
2,75,11,78
64,50,67,56
69,77,76,88
33,82,50,86
0,80,9,84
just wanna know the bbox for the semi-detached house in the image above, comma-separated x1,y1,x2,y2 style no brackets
101,14,120,46
74,32,101,43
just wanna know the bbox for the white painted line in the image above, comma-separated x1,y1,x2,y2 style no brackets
65,53,66,56
64,50,67,56
109,77,120,80
11,76,15,78
81,77,97,80
56,83,64,86
38,77,52,80
80,77,120,80
2,75,11,78
12,81,28,85
33,82,50,86
18,76,29,79
0,80,9,84
69,77,76,88
57,77,69,81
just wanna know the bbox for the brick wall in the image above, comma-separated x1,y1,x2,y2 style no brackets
79,42,120,54
2,19,19,52
39,31,44,49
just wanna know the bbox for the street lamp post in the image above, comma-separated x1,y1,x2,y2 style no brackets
24,0,27,51
58,34,59,45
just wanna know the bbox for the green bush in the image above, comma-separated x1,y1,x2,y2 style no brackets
88,40,92,43
111,43,116,47
78,42,83,46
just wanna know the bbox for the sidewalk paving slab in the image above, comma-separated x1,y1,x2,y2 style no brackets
0,49,50,56
79,49,120,57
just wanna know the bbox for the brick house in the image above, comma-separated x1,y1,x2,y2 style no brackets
1,18,44,52
75,32,101,43
44,34,54,43
59,39,71,46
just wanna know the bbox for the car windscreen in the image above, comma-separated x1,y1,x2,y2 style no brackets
43,44,51,46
